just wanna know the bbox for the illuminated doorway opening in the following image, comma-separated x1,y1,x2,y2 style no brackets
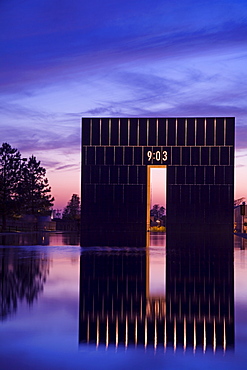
147,166,167,234
146,166,167,316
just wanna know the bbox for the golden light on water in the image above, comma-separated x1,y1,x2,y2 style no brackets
135,316,138,346
125,315,128,348
203,317,206,353
145,317,147,348
193,318,196,353
96,315,99,348
223,318,226,352
213,318,216,352
154,318,157,350
164,318,167,350
184,316,187,351
106,315,109,349
115,316,119,348
174,317,177,351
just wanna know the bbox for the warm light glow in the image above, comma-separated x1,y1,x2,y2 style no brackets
135,316,138,346
154,318,157,349
116,316,119,348
106,315,109,348
213,318,216,352
174,317,177,351
164,318,167,349
183,316,186,351
223,318,226,352
203,317,206,353
145,317,147,348
96,315,99,347
193,318,196,352
125,316,128,348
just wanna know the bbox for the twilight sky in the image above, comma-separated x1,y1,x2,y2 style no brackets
1,0,247,210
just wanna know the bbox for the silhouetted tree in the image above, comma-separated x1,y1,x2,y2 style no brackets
63,194,80,220
0,143,54,230
159,206,165,218
17,155,54,215
0,143,24,230
150,204,166,220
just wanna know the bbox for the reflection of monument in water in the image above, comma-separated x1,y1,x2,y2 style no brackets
166,232,234,351
79,249,147,347
79,233,234,351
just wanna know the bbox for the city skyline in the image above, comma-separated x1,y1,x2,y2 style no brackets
1,0,247,209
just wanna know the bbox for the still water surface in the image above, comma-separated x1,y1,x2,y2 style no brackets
0,232,247,369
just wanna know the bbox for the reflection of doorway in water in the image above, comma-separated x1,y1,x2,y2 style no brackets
147,166,167,236
146,233,166,335
147,234,166,297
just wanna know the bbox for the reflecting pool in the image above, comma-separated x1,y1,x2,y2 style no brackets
0,232,247,369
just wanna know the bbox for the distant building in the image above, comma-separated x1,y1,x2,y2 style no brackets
234,203,247,233
51,209,62,219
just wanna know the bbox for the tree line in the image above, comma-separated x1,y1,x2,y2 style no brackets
150,204,165,220
0,143,54,231
62,193,80,220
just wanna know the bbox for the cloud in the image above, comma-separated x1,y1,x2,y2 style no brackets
0,121,81,174
236,153,247,158
1,0,247,94
55,164,80,171
236,164,246,168
1,125,80,153
0,102,80,149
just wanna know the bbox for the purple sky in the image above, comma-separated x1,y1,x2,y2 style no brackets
1,0,247,209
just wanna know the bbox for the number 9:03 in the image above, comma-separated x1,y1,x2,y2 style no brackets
147,150,168,161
